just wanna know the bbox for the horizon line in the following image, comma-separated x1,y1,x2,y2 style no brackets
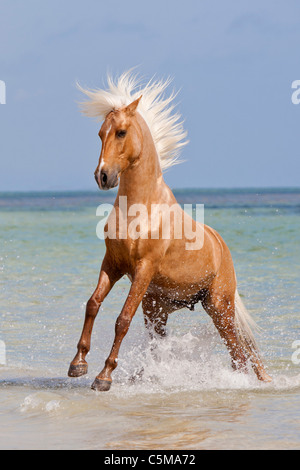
0,186,300,195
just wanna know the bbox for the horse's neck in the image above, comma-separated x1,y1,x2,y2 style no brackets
118,126,163,206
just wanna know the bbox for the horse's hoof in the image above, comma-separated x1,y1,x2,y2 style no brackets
91,378,112,392
68,363,88,378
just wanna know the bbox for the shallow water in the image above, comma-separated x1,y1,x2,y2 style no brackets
0,189,299,450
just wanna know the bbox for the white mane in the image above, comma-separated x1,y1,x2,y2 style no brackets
78,70,188,171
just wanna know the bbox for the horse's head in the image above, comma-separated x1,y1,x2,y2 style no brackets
94,96,142,190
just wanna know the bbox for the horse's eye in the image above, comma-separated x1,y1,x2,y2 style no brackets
116,130,127,138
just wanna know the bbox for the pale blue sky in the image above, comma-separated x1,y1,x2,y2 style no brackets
0,0,299,191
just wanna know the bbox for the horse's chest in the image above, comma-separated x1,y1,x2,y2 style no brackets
106,236,144,273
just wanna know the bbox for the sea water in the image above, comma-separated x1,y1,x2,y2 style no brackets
0,188,299,450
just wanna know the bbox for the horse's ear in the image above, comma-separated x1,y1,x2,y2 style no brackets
125,95,142,115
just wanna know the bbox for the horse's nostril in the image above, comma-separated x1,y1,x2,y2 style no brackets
101,171,108,186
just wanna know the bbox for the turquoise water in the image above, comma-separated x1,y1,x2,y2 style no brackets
0,188,299,450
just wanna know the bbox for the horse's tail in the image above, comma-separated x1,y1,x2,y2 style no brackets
234,290,261,358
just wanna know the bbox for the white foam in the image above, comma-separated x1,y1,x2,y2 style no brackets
116,329,300,394
20,392,61,414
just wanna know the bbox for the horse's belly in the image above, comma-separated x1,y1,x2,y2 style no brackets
148,269,215,302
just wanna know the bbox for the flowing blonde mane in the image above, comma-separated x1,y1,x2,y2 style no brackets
78,70,188,171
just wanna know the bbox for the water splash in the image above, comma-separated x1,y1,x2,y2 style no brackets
20,392,61,414
114,328,300,394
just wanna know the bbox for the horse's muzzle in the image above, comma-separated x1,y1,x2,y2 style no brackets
95,169,119,190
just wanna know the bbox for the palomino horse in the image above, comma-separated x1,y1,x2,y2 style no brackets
68,71,271,391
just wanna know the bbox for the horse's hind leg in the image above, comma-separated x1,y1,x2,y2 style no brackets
127,293,174,383
203,280,271,382
142,293,174,340
202,289,249,372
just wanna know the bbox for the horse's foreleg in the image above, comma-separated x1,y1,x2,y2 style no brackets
68,256,120,378
91,262,154,391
